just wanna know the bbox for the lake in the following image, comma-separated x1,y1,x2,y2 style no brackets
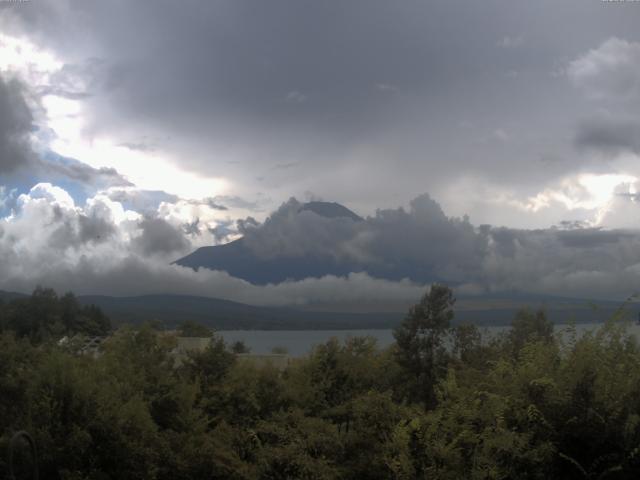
219,322,640,356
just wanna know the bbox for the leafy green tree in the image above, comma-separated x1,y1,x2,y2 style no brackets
255,409,341,480
80,304,111,335
452,322,482,364
6,286,62,342
508,308,554,357
291,336,394,416
232,339,251,353
394,283,455,408
340,391,412,479
2,287,111,342
4,285,640,479
0,297,5,332
183,335,235,387
178,320,213,337
218,362,289,427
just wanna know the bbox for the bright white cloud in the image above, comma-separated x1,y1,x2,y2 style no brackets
0,33,62,81
51,137,229,201
22,182,76,209
568,37,640,101
0,32,229,201
511,173,637,225
40,94,83,141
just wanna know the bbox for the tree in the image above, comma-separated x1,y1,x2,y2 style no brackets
77,304,111,336
2,288,111,342
178,320,213,338
508,308,554,357
232,340,251,354
452,322,482,364
182,335,236,393
0,298,5,333
393,283,455,408
8,286,61,342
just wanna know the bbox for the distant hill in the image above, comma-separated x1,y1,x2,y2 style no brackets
75,294,401,330
2,289,635,330
68,292,640,329
0,290,28,302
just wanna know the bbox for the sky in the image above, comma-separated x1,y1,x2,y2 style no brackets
1,1,640,305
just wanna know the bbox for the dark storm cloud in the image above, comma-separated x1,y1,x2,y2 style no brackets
241,197,368,259
557,220,591,231
555,229,635,248
238,195,487,282
5,0,640,220
208,221,236,243
77,214,116,244
3,0,640,303
182,218,201,236
0,75,35,173
49,212,116,249
0,73,130,189
187,195,265,213
43,153,132,188
575,117,640,155
236,216,260,235
203,199,228,211
225,194,640,299
132,217,191,256
211,195,264,212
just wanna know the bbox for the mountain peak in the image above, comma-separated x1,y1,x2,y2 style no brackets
299,201,362,222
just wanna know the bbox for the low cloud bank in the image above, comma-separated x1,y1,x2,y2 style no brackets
2,183,640,304
0,183,426,306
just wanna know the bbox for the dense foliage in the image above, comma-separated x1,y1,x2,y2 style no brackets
0,287,111,342
1,286,640,479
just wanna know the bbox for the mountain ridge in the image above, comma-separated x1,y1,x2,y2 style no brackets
2,289,634,330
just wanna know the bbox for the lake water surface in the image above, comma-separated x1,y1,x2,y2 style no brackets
219,322,640,356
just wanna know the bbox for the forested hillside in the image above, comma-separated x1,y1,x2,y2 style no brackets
1,286,640,479
0,287,111,342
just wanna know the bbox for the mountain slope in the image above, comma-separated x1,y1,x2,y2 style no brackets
175,238,361,284
77,293,400,330
175,201,367,284
0,290,28,302
66,293,640,329
2,290,633,329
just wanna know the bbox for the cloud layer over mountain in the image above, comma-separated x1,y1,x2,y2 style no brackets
2,184,640,305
